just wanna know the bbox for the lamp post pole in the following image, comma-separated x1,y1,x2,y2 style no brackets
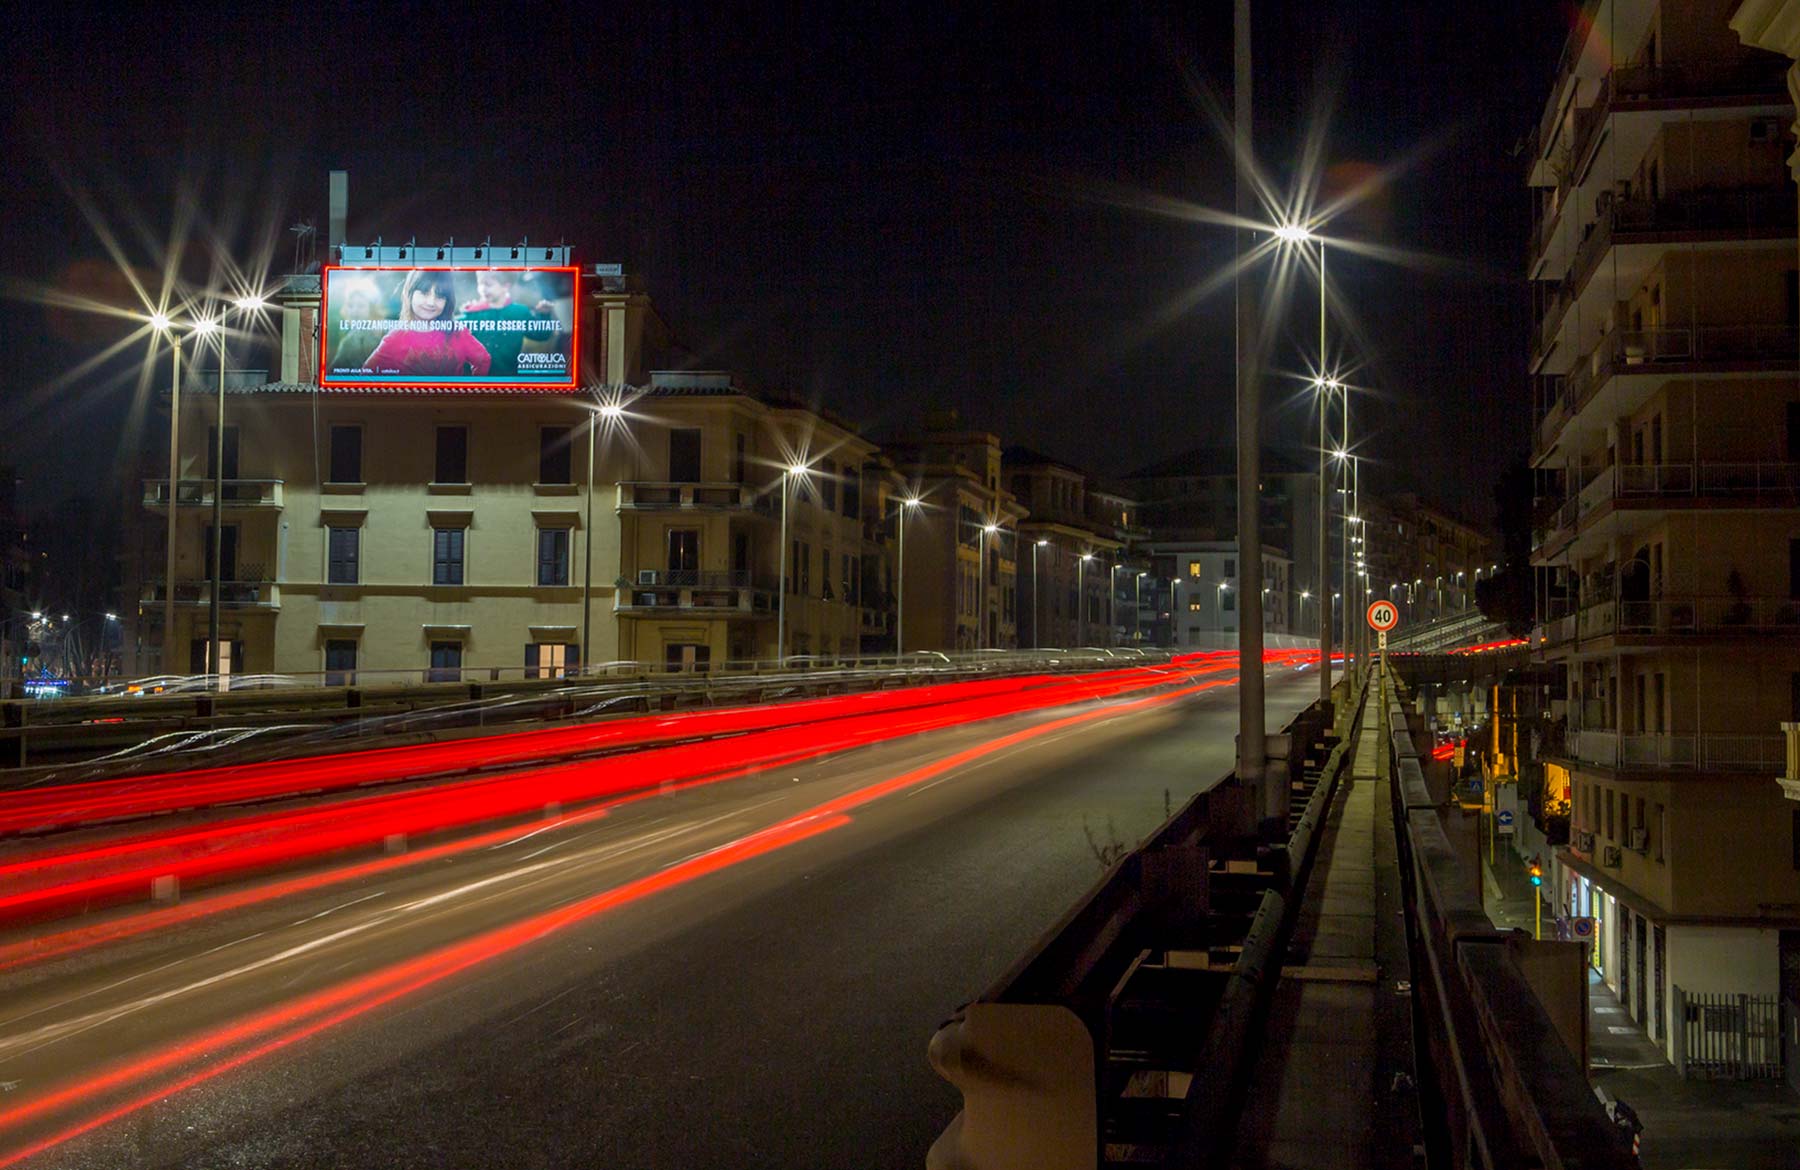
1232,0,1266,797
207,328,227,688
1169,578,1181,646
1317,275,1332,702
1076,554,1087,646
897,497,919,658
582,397,597,673
161,331,181,677
1032,540,1046,649
1134,571,1145,645
777,470,790,666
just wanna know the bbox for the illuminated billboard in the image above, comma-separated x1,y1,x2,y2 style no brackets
319,266,579,388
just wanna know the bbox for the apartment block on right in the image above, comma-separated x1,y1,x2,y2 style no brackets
1528,0,1800,1071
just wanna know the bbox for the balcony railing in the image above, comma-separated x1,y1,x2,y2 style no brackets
1616,460,1800,498
1568,188,1795,310
1554,595,1800,643
616,482,773,513
617,570,779,615
140,579,280,608
1566,728,1787,773
143,479,284,508
1560,326,1800,420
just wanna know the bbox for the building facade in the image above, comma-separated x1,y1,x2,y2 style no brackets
135,276,899,681
884,419,1025,653
1122,447,1322,638
1004,448,1133,648
1527,0,1800,1062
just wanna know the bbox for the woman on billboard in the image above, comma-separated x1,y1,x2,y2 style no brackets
364,270,491,378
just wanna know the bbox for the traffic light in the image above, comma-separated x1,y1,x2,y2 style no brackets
1528,860,1543,888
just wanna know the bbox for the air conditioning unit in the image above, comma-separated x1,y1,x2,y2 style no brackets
637,570,658,586
1602,845,1623,869
1574,829,1596,853
1628,826,1648,853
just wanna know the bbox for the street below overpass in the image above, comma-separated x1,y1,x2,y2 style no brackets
0,661,1328,1169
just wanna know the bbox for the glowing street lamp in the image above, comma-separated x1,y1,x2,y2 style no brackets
1076,552,1095,645
897,497,922,655
979,523,1001,649
1032,538,1050,649
776,461,809,665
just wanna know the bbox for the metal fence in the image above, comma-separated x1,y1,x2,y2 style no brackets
1673,986,1784,1080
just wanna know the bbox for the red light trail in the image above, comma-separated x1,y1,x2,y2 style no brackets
0,662,1266,1165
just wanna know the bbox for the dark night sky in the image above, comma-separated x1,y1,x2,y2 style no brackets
2,2,1569,525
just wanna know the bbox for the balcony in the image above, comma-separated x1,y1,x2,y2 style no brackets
1564,728,1787,773
1555,327,1800,441
1546,595,1800,650
616,570,777,616
616,482,773,514
140,578,281,609
143,479,285,509
1568,188,1794,309
1532,57,1790,265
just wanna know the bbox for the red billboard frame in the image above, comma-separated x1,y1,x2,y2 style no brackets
318,265,581,390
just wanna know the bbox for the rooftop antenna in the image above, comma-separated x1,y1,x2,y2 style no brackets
288,221,316,274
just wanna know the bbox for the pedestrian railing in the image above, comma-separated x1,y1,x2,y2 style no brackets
1672,987,1784,1080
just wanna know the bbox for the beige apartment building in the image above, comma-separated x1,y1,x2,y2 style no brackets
138,277,899,681
1527,0,1800,1062
1004,448,1130,648
885,419,1025,653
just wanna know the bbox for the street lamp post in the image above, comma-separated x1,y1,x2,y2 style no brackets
1031,540,1048,649
1076,553,1094,645
1169,577,1181,647
150,315,183,677
897,496,921,656
202,296,266,691
980,523,999,649
777,463,806,665
1134,571,1146,645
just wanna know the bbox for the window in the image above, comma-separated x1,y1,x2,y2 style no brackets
800,542,812,595
537,527,571,586
526,642,578,680
668,428,701,482
327,526,359,584
328,425,361,483
820,459,837,511
821,546,833,599
842,553,854,604
428,641,463,683
1188,599,1203,612
539,425,573,484
435,425,468,483
733,433,747,484
1653,802,1665,861
842,471,859,519
1222,591,1235,611
207,425,241,480
203,524,239,581
433,527,465,585
1188,560,1203,578
667,529,699,574
1605,788,1615,841
324,639,357,687
1224,559,1236,577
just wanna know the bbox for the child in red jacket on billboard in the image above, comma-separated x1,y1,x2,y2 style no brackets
365,270,492,378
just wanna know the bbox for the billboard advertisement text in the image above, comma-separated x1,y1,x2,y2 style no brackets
320,266,579,388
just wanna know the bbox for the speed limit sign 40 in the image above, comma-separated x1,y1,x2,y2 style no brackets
1367,600,1399,632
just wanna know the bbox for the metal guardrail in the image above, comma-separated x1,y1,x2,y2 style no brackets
1386,676,1637,1170
924,672,1357,1169
0,649,1173,779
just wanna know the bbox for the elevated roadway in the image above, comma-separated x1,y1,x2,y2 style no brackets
0,661,1325,1168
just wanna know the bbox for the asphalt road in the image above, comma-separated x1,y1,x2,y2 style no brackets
0,663,1328,1169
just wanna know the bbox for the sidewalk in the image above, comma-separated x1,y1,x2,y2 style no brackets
1228,682,1416,1169
1463,813,1800,1169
